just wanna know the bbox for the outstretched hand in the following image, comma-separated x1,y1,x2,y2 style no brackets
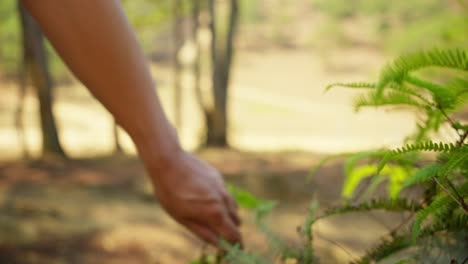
150,151,242,246
20,0,240,248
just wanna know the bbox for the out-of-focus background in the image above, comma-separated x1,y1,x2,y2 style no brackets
0,0,466,263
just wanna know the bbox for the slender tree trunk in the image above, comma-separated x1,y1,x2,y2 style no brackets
173,0,184,131
192,0,203,111
205,0,239,147
18,3,65,158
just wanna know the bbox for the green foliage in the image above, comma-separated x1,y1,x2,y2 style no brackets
227,184,277,222
377,142,458,174
220,47,468,264
197,187,319,264
0,0,173,79
0,0,20,76
317,198,422,221
376,48,467,96
313,0,468,53
412,182,468,241
401,163,443,188
317,48,468,262
239,0,263,24
352,235,412,264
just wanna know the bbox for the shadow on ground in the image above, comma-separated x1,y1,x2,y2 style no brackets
0,150,408,263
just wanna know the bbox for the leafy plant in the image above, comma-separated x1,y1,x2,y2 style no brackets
322,47,468,263
193,48,467,263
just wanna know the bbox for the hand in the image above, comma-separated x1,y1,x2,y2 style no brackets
150,151,242,246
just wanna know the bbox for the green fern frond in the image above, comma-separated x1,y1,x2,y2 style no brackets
412,194,452,241
449,76,468,110
407,110,445,143
354,214,468,264
390,83,433,105
438,149,468,177
377,142,457,174
299,201,319,263
354,91,426,111
405,75,456,109
352,235,412,264
390,142,456,155
316,198,422,221
412,182,468,241
222,242,270,264
328,81,433,105
325,82,376,92
402,163,444,188
421,214,468,235
377,48,468,96
448,76,468,96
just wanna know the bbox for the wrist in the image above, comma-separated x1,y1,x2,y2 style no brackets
131,126,183,173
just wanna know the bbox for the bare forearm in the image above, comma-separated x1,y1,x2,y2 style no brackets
21,0,181,166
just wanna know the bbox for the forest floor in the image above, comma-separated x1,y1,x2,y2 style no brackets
0,149,410,264
0,46,433,263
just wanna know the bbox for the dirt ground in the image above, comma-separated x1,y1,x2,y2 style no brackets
0,150,411,264
0,37,429,264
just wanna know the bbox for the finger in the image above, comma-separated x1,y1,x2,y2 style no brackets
184,220,219,246
222,192,241,226
211,208,242,245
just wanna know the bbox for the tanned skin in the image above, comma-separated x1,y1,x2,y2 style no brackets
21,0,241,246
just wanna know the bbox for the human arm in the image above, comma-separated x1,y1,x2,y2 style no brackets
21,0,241,245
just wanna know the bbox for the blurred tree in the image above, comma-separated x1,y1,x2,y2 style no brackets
204,0,239,147
173,0,184,131
192,0,203,116
18,3,65,158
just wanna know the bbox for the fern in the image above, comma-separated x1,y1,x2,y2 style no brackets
297,200,319,263
220,47,468,264
325,82,376,92
354,214,468,264
353,91,426,111
405,75,457,109
402,163,444,188
376,48,468,96
315,198,422,221
352,235,412,264
421,213,468,234
449,76,468,110
407,110,444,143
412,182,468,241
327,81,434,105
316,47,468,264
222,242,270,264
438,147,468,177
377,142,457,174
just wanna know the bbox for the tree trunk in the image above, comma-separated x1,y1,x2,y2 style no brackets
173,0,184,131
205,0,239,147
192,0,203,111
18,3,65,158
